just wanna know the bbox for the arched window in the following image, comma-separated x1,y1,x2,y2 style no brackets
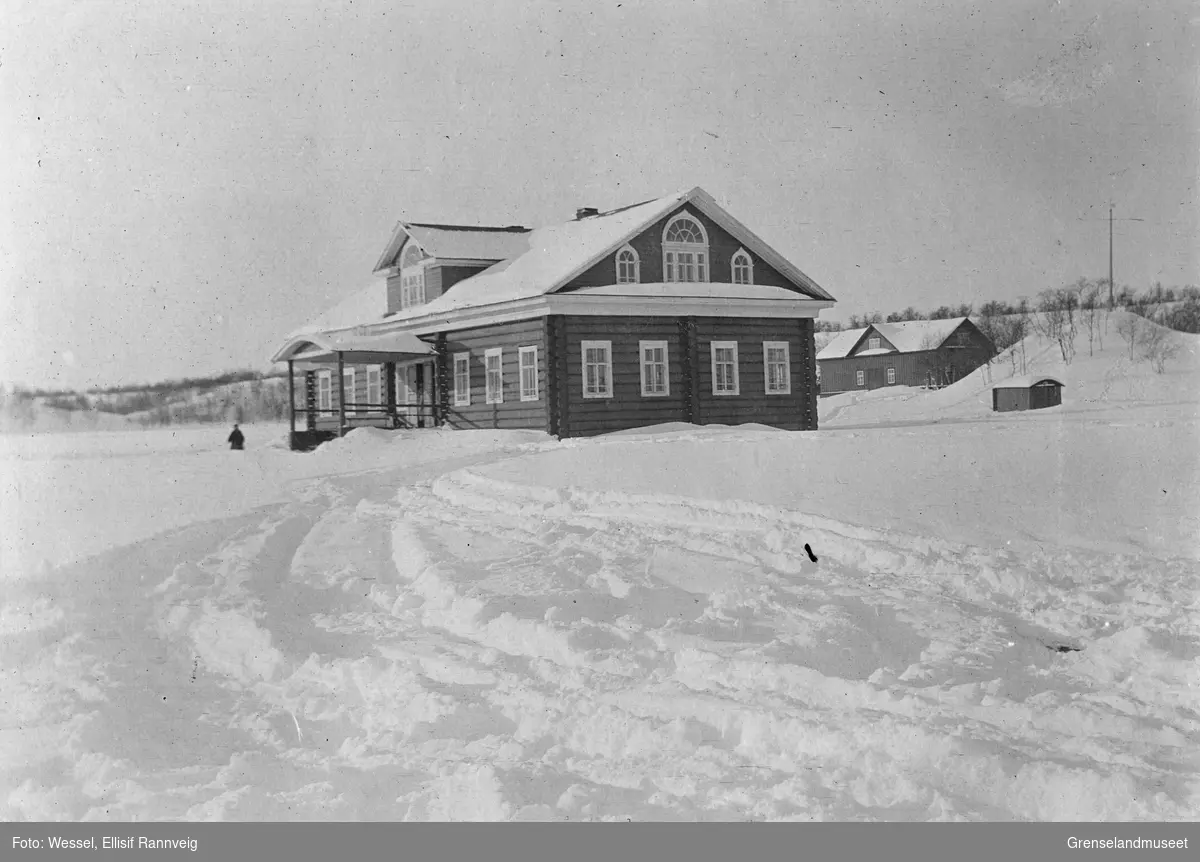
400,243,426,309
731,248,753,285
615,245,640,284
662,213,709,283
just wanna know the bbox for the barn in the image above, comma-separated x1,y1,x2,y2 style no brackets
270,187,837,449
991,376,1064,412
816,318,996,394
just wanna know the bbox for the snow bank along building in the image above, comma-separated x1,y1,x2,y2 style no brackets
271,187,836,450
816,317,995,395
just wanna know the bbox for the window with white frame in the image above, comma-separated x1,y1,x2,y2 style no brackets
400,244,426,309
856,370,865,386
519,346,539,401
731,249,753,285
639,340,669,397
616,245,640,284
763,341,790,394
867,337,880,350
453,352,470,406
342,367,356,415
711,341,739,395
663,213,709,283
366,365,382,408
887,367,896,385
317,371,332,412
484,348,503,404
581,340,613,398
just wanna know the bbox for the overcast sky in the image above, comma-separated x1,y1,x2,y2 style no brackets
2,0,1196,390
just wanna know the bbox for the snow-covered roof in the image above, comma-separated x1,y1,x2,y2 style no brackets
271,329,432,363
284,281,390,340
382,187,834,324
873,318,968,353
405,224,533,262
816,327,868,360
275,186,836,363
993,375,1065,389
817,318,969,360
372,223,532,272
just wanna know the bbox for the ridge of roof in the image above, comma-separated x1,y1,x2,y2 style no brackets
407,222,531,233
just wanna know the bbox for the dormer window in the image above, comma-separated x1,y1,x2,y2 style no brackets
731,248,753,285
868,337,881,350
616,245,640,284
400,243,427,309
663,213,708,283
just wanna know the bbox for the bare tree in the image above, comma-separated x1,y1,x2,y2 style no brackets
1115,313,1142,361
1077,279,1103,356
1138,323,1180,373
1034,287,1079,364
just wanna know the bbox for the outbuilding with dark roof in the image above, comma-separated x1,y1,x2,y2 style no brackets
991,376,1064,412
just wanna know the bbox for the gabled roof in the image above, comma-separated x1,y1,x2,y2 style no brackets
993,375,1065,389
275,186,836,363
384,186,834,323
372,222,532,272
817,317,970,360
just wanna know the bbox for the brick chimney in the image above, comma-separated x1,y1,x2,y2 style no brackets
575,207,600,220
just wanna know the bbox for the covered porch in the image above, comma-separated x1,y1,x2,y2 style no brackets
272,329,440,451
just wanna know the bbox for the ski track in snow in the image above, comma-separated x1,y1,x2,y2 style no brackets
3,431,1197,822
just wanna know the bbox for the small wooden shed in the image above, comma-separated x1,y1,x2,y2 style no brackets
992,376,1064,412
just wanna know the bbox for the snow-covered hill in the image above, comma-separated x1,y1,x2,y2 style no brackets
2,315,1197,822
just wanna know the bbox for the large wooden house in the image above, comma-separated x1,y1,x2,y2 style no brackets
816,318,995,395
271,187,836,449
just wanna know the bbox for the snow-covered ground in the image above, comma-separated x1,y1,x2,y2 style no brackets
2,319,1198,821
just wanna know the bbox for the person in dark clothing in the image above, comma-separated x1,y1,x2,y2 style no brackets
228,424,245,450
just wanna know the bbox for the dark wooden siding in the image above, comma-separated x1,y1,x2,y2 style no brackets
436,264,490,296
558,315,814,436
692,318,807,430
819,351,935,393
441,319,548,430
559,317,688,437
386,275,404,316
561,206,803,292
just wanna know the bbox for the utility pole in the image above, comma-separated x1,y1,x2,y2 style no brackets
1109,204,1114,309
1080,205,1144,310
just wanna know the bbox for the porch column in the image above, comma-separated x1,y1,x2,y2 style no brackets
337,351,346,437
287,360,296,434
304,371,316,431
384,361,397,427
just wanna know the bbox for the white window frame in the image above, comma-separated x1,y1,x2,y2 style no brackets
710,341,740,396
581,340,613,399
366,365,382,408
400,243,427,310
615,244,640,284
519,346,539,402
639,340,670,397
342,367,356,416
484,348,503,405
731,248,754,285
662,212,709,284
317,370,332,412
763,341,790,395
867,337,881,351
856,370,865,387
452,352,470,407
886,367,896,385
